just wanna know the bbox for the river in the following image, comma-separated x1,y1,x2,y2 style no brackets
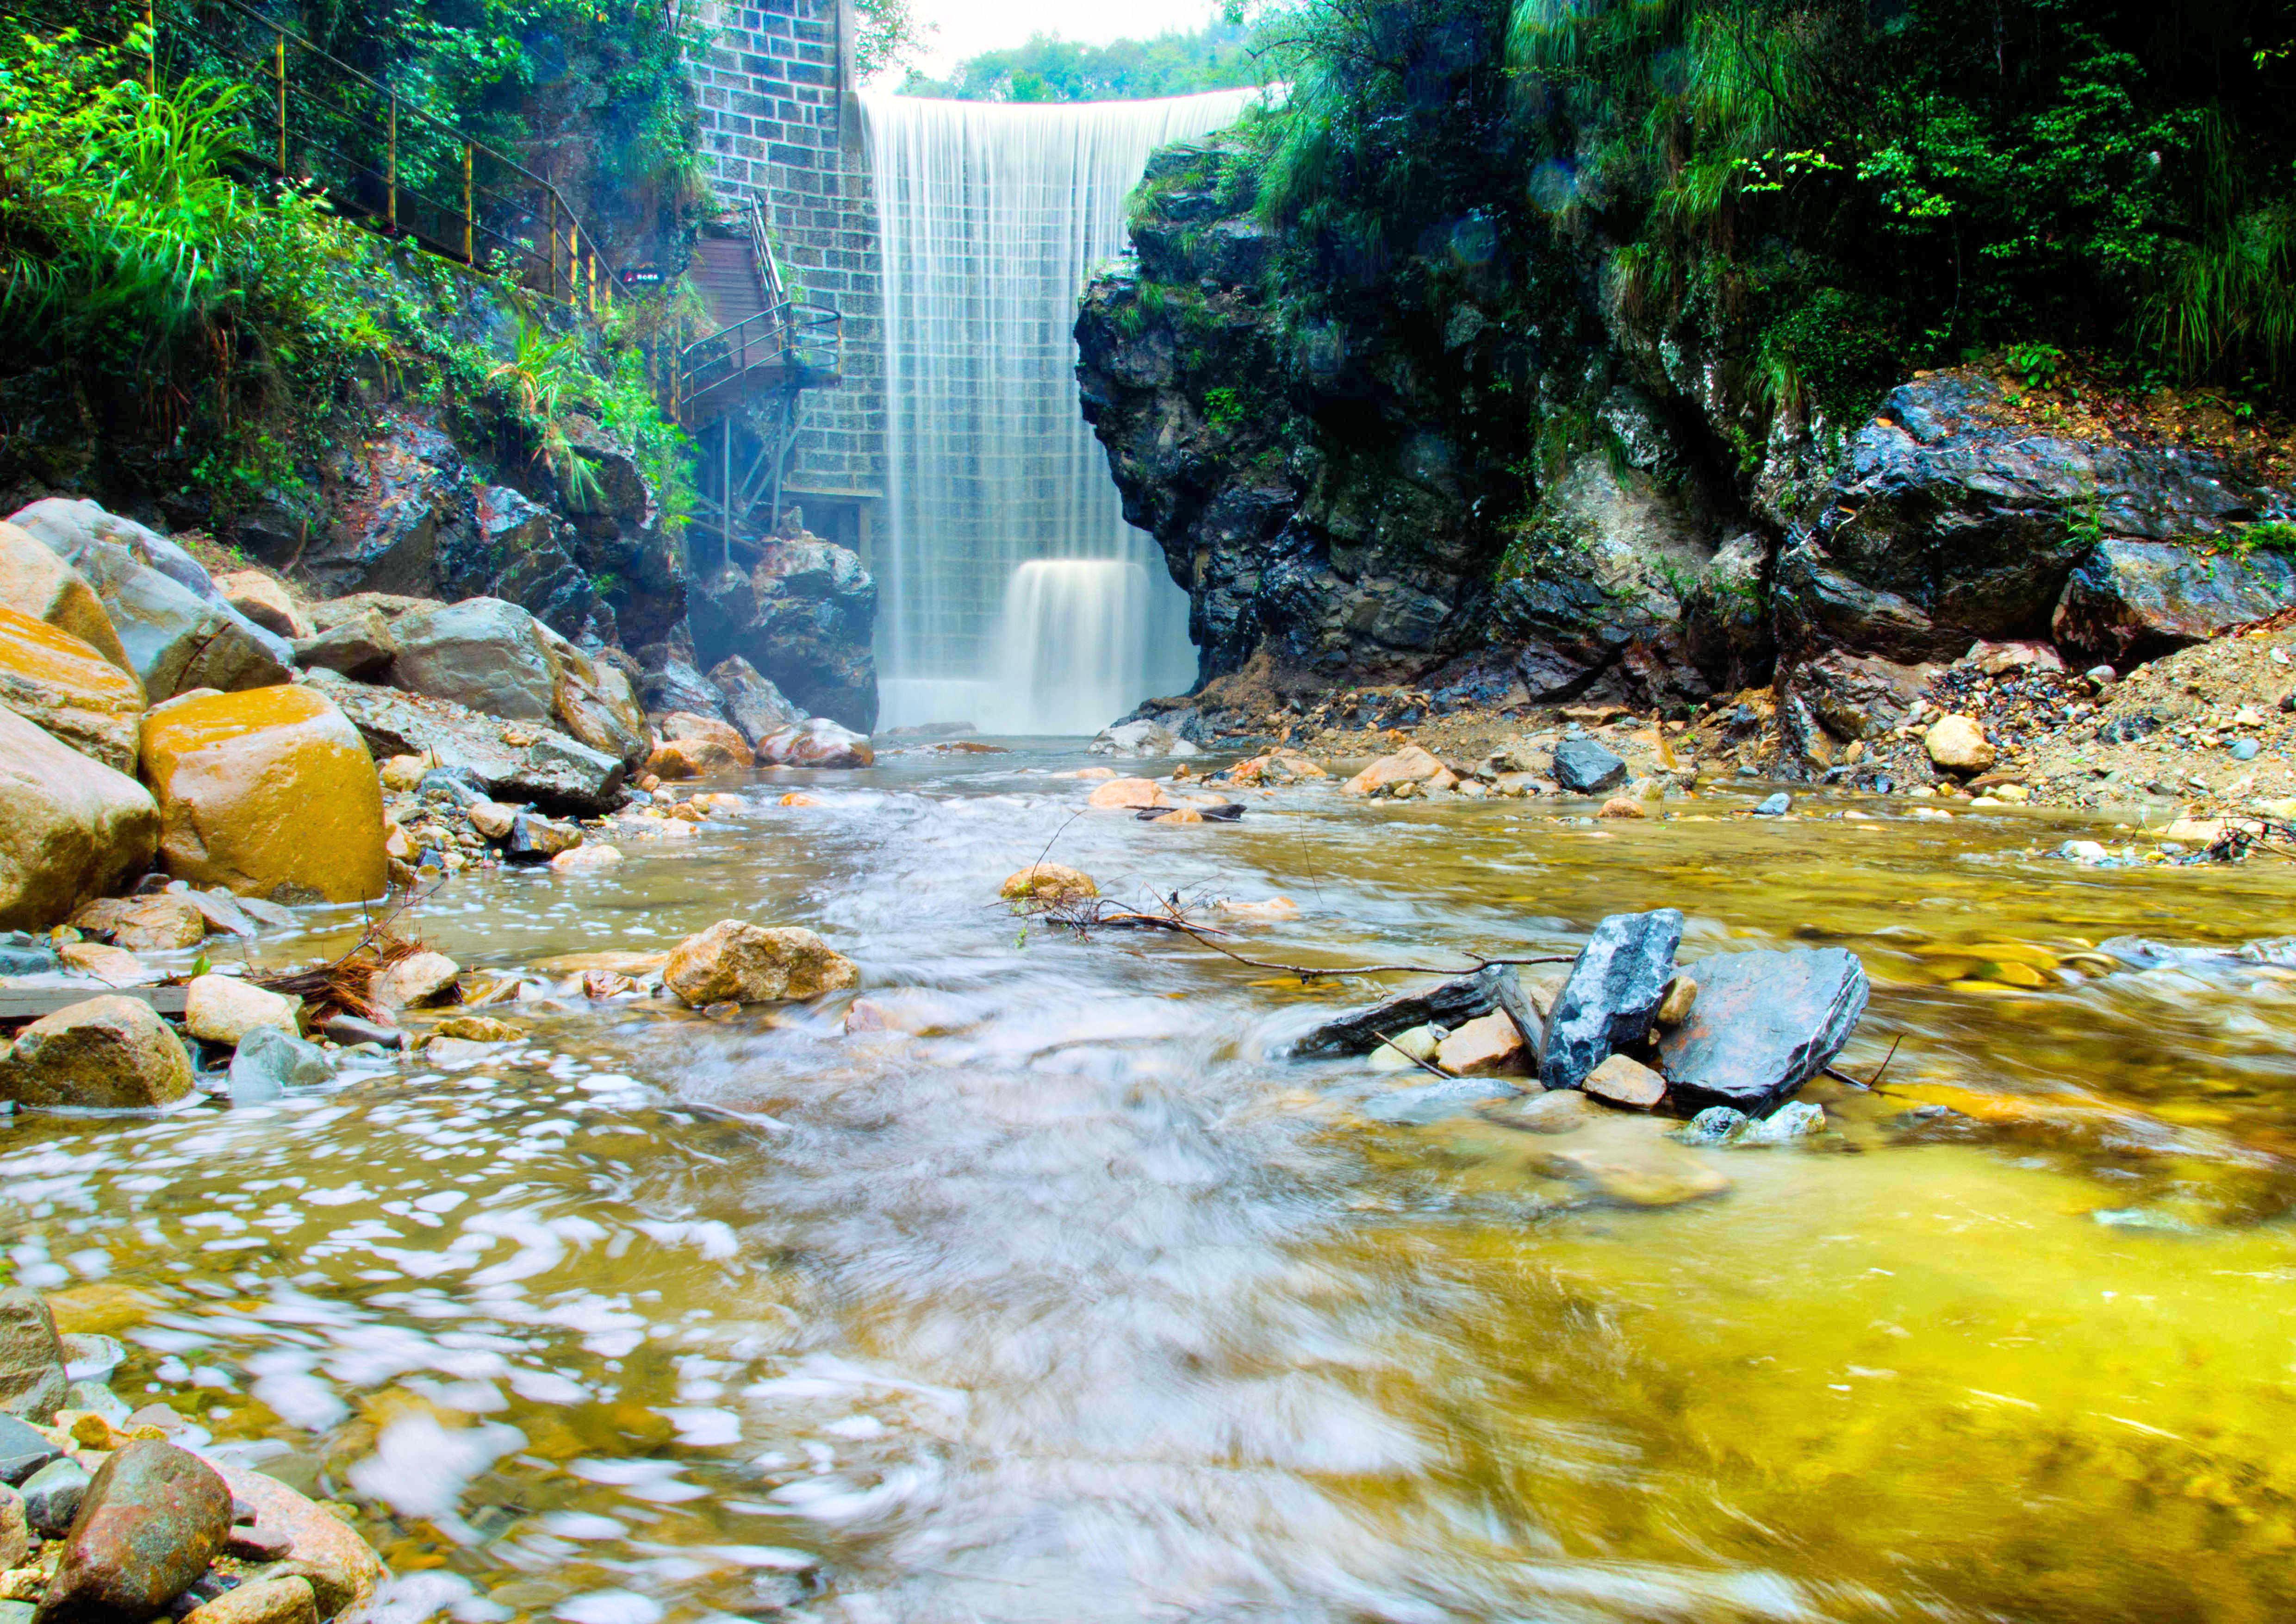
9,747,2296,1622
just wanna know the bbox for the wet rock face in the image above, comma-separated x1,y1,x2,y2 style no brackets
1778,372,2290,664
1657,948,1870,1117
686,535,877,734
0,520,134,676
1540,909,1684,1091
0,606,148,774
0,706,158,932
35,1438,232,1624
2053,540,2296,667
387,598,560,721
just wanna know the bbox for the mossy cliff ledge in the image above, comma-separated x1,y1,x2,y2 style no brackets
1077,137,2296,765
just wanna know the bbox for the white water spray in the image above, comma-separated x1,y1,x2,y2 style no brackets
862,88,1258,735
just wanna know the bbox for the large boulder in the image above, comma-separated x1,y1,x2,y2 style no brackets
756,718,872,769
0,1288,68,1424
1657,947,1871,1117
34,1438,232,1624
290,612,396,679
0,521,132,676
9,499,215,601
0,708,158,931
1549,738,1626,794
633,642,727,719
687,533,878,733
387,597,557,721
1777,370,2287,662
1540,909,1683,1091
706,656,803,746
2053,539,2296,667
0,995,194,1110
139,687,387,903
211,571,311,640
0,605,147,773
541,627,648,770
664,920,859,1006
306,670,627,814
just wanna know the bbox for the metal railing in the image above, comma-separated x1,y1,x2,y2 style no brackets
673,300,842,425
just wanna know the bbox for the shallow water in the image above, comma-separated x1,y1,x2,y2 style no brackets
12,750,2296,1623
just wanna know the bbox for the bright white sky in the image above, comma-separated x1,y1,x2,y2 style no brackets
889,0,1230,85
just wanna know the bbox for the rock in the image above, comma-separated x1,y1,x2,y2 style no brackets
1339,745,1444,797
0,522,132,677
633,647,726,719
755,718,873,769
210,573,310,641
1550,738,1627,794
0,1413,63,1484
0,1481,22,1568
1089,719,1201,758
1654,975,1697,1027
663,920,858,1006
2053,538,2296,666
301,672,626,817
1582,1053,1666,1108
1740,1100,1826,1143
386,598,556,721
180,1577,315,1624
1539,909,1683,1091
0,606,148,774
1290,965,1515,1058
1597,795,1645,819
999,864,1097,903
0,1293,66,1426
1360,1075,1519,1124
429,1015,524,1043
1147,807,1206,823
370,952,458,1010
181,892,258,939
686,537,878,732
19,1455,87,1536
466,802,517,841
1085,777,1170,810
1365,1023,1441,1072
1656,948,1871,1117
1677,1108,1747,1147
541,630,648,772
549,844,622,874
1433,1010,1529,1076
499,813,578,863
641,738,734,781
12,504,290,703
73,896,202,953
36,1438,232,1624
705,657,804,746
1534,1130,1732,1207
0,712,159,932
656,713,754,765
206,1461,383,1618
0,997,193,1110
1753,792,1790,817
317,1015,401,1049
183,977,300,1046
1778,369,2285,662
55,943,151,985
2060,839,2109,864
1480,1088,1602,1135
376,755,426,793
1922,714,1995,773
226,1026,330,1103
288,614,395,680
139,687,387,904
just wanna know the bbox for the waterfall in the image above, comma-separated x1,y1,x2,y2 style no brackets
862,88,1258,735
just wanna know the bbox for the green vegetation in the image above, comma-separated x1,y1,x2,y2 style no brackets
0,22,692,530
902,19,1258,102
1231,0,2296,412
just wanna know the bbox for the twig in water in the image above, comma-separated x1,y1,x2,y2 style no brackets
1371,1027,1452,1081
1822,1035,1903,1094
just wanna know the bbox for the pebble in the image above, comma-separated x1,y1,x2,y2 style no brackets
1582,1053,1666,1108
317,1015,402,1049
2060,839,2110,863
1753,792,1790,817
183,1576,315,1624
19,1453,89,1535
2231,738,2260,761
1675,1106,1751,1146
0,1482,23,1568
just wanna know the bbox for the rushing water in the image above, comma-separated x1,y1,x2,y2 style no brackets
862,91,1253,734
14,754,2296,1623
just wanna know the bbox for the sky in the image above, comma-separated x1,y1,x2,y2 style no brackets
891,0,1229,84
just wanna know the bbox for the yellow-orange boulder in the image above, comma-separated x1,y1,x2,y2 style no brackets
645,736,743,781
0,521,133,677
139,686,387,903
0,603,147,772
1086,777,1170,810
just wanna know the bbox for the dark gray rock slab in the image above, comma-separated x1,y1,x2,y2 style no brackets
1288,965,1512,1059
289,613,396,679
386,598,557,722
20,1454,87,1536
0,1414,61,1486
2053,539,2296,666
705,656,804,747
1656,948,1871,1117
1539,910,1683,1090
1550,738,1627,794
307,671,625,816
35,1438,231,1624
633,645,727,719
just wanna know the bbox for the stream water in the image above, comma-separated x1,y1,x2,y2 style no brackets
11,750,2296,1622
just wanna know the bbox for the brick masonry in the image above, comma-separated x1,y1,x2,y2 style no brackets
688,0,887,524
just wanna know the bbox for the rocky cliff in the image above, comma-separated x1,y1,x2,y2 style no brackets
1077,135,2296,769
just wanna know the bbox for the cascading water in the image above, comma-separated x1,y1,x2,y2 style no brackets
862,88,1258,735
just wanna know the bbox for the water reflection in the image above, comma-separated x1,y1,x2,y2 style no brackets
10,751,2296,1620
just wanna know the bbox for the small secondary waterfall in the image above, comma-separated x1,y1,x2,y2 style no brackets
862,88,1258,735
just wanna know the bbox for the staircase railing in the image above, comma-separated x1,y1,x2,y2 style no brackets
672,300,842,426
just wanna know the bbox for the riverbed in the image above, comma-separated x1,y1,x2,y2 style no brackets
10,747,2296,1622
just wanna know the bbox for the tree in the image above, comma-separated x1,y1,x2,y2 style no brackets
854,0,932,82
